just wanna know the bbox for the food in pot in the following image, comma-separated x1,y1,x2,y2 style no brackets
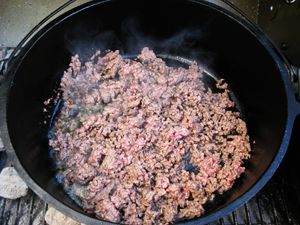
48,47,251,224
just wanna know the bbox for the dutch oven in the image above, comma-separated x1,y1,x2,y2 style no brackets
1,0,300,224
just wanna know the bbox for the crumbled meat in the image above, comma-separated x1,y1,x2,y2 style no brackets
48,47,251,225
95,199,121,223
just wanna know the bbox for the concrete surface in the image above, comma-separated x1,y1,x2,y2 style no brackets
0,0,88,47
0,167,28,199
0,0,259,47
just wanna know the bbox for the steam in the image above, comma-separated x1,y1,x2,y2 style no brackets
64,16,215,66
64,22,122,60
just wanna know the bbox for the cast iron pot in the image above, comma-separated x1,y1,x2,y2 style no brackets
1,0,300,224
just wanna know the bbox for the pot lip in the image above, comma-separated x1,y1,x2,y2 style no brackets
0,0,296,225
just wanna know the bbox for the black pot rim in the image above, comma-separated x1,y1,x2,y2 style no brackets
1,0,300,224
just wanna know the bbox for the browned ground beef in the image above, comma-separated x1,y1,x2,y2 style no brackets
48,48,251,225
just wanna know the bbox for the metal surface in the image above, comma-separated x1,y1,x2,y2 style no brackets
258,0,300,67
224,0,260,23
284,0,297,4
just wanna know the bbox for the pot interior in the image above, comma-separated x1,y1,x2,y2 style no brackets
6,0,287,222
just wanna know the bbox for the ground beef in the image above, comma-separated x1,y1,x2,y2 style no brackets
48,47,251,225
